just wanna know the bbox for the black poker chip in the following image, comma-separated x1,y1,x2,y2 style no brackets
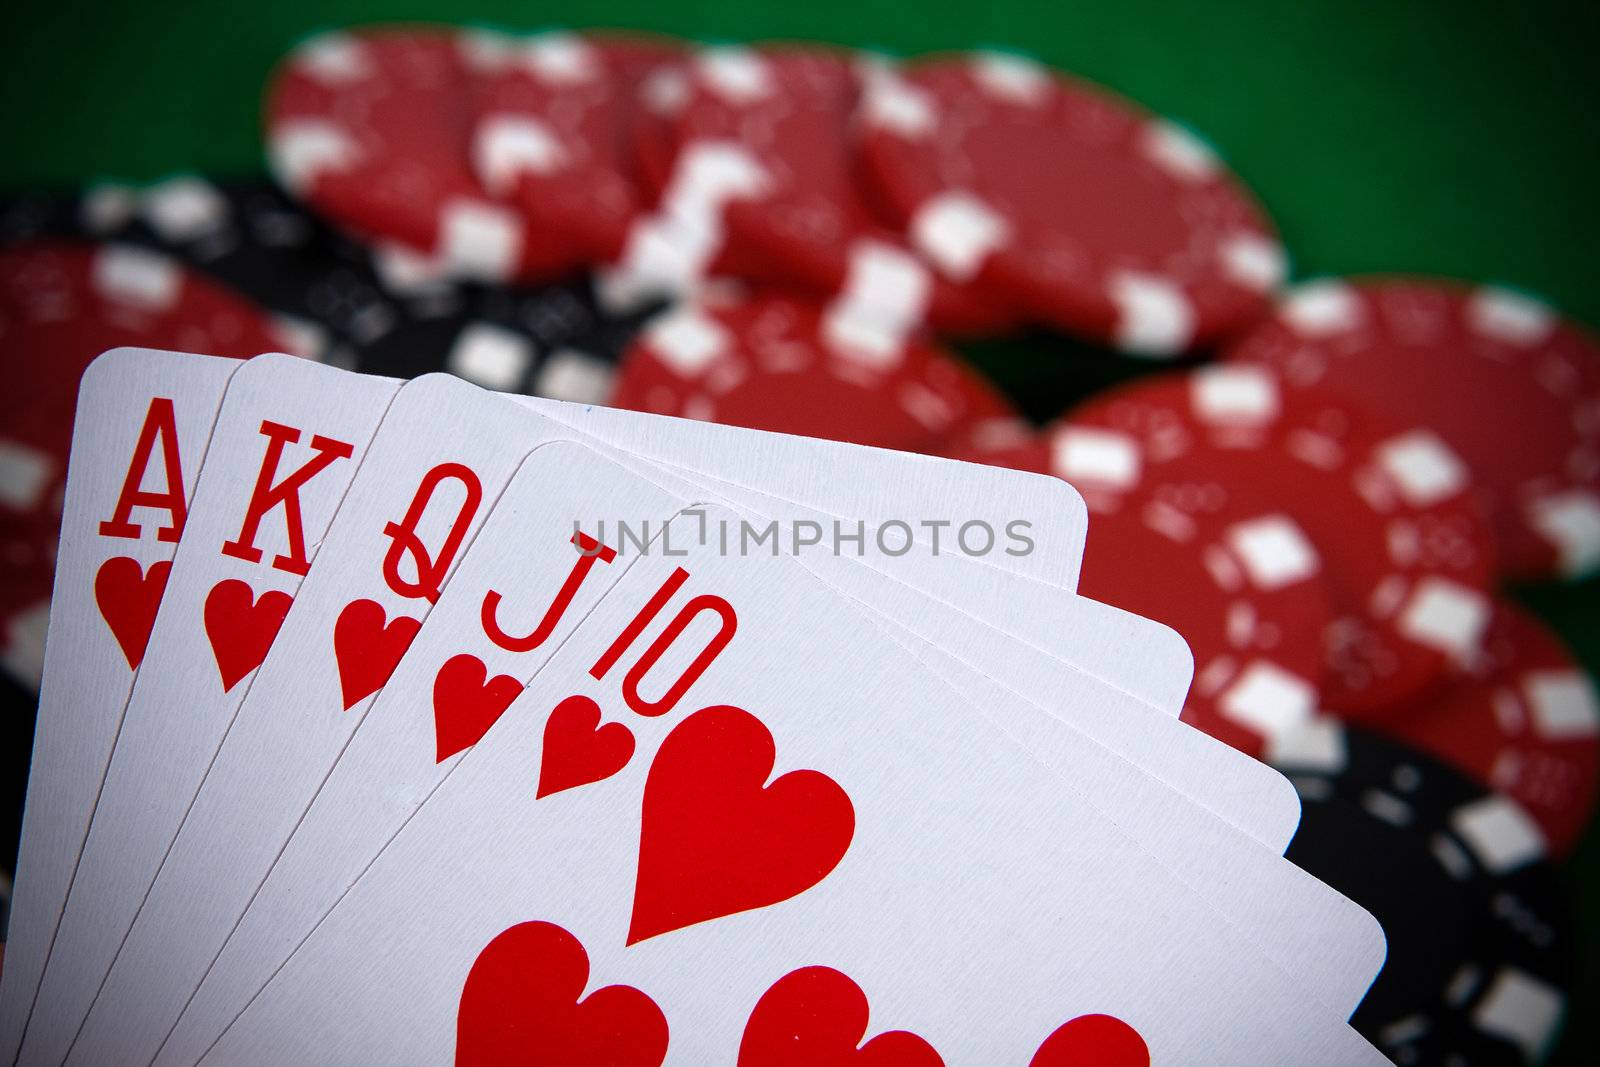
1269,721,1573,1065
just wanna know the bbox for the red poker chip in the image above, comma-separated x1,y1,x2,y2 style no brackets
1374,600,1600,857
0,241,285,685
1224,278,1600,583
1079,475,1332,757
265,27,583,283
1055,365,1497,717
610,291,1024,454
633,45,1017,337
471,31,680,264
856,51,1284,354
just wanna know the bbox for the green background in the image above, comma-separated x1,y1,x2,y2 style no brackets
3,1,1598,1060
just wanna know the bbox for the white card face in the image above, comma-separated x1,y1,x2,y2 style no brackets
200,499,1385,1065
151,445,1322,1064
81,373,1101,1067
518,400,1194,719
468,447,1372,1016
519,394,1088,589
0,349,240,1063
521,438,1292,852
449,447,1373,1016
16,355,400,1067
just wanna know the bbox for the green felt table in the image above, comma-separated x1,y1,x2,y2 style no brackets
3,1,1598,1060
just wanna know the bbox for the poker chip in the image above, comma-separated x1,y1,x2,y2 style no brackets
346,276,644,404
265,27,583,283
856,51,1284,354
0,241,285,686
1225,278,1600,582
1078,476,1331,756
1058,365,1497,717
1374,600,1600,857
610,291,1025,453
629,45,1018,337
116,176,404,363
471,31,680,263
1270,721,1572,1064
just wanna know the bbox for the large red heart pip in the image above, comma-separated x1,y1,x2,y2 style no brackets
456,920,667,1066
203,578,293,692
333,598,421,710
738,965,943,1066
433,653,523,762
628,705,854,945
94,556,171,668
537,694,635,798
1029,1014,1149,1066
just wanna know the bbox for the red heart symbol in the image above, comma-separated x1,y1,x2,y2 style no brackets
456,920,667,1067
333,598,421,711
95,556,171,669
1029,1015,1148,1066
738,966,942,1066
203,578,293,692
628,705,854,945
537,695,635,799
434,653,523,762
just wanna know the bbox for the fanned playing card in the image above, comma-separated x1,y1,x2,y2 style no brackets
0,350,1392,1067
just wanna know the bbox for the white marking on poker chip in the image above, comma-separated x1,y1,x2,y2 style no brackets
909,193,1008,283
79,183,138,235
1281,280,1363,337
0,442,52,510
659,141,770,222
1225,515,1319,590
1468,286,1556,347
0,598,50,689
858,74,935,137
1191,364,1280,425
437,199,523,282
139,175,229,243
823,241,930,358
640,67,690,115
534,348,616,404
94,245,180,312
1263,715,1346,770
1139,121,1220,182
455,28,517,71
1451,793,1547,872
1374,430,1469,508
898,384,959,432
822,311,907,372
1396,577,1491,659
269,120,360,192
646,306,731,376
1219,661,1317,740
518,32,600,83
695,47,774,105
1473,969,1565,1059
600,143,768,309
1220,233,1287,292
269,315,327,361
447,323,534,391
970,51,1049,105
475,116,569,195
1528,490,1600,577
370,241,453,296
1523,670,1600,740
1110,272,1196,356
292,32,372,84
962,416,1033,452
1050,427,1140,490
